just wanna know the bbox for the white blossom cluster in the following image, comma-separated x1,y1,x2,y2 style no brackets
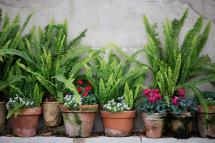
103,96,130,112
64,94,81,109
6,95,35,110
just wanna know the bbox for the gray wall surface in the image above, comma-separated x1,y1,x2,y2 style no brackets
0,0,215,132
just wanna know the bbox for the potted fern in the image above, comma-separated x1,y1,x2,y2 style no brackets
142,9,211,138
6,68,43,137
17,20,91,127
136,88,167,138
57,77,98,137
0,13,32,134
101,83,140,136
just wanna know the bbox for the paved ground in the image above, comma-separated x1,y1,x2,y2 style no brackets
0,136,214,143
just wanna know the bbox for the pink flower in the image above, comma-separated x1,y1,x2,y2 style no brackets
154,93,162,100
149,96,156,103
85,86,92,92
83,92,88,96
77,80,83,85
152,89,159,94
172,96,179,105
144,89,150,96
77,87,82,93
178,88,185,98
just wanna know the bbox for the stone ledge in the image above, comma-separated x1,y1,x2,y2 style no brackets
0,136,214,143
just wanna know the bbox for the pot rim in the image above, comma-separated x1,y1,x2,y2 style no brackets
169,112,192,117
197,105,215,113
18,106,42,116
100,110,136,119
0,101,6,104
42,101,60,104
62,104,99,113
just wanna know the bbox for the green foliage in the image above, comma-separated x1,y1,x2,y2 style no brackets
85,48,148,105
0,13,32,100
142,9,212,104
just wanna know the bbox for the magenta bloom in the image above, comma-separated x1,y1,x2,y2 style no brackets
178,88,185,97
149,96,156,103
172,96,179,105
144,89,150,95
154,93,162,100
152,89,159,94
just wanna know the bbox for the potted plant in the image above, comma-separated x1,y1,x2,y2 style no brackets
101,83,140,136
17,21,92,127
6,73,43,137
0,14,32,134
57,77,98,137
197,91,215,138
169,89,197,138
136,88,167,138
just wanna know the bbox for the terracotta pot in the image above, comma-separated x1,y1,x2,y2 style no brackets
42,102,62,126
0,102,6,134
10,107,42,137
170,112,192,139
62,104,98,137
198,105,215,138
142,113,166,138
101,110,136,137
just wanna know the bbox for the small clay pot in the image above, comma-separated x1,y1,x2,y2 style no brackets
10,107,42,137
170,112,192,139
42,102,62,127
142,112,166,138
101,110,136,137
62,104,98,137
0,102,6,134
198,105,215,138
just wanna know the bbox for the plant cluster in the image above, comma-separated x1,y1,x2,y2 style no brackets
63,94,81,110
136,89,167,113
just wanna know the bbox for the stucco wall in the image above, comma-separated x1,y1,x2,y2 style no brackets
0,0,215,133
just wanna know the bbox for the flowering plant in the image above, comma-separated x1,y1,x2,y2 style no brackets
63,94,81,110
136,88,168,113
170,88,197,113
103,97,130,112
6,95,36,118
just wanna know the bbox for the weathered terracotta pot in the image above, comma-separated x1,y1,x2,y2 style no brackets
62,104,98,137
170,112,192,139
0,102,6,134
142,113,166,138
198,105,215,138
101,110,136,137
10,107,42,137
42,102,62,126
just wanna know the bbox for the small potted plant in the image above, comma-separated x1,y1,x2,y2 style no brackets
7,82,43,137
101,83,140,137
169,88,197,139
197,91,215,138
136,88,167,138
59,78,98,137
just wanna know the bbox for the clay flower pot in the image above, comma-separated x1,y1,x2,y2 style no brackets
101,110,136,137
170,112,192,139
42,102,62,126
142,112,166,138
0,102,6,134
198,105,215,138
62,104,98,137
10,107,42,137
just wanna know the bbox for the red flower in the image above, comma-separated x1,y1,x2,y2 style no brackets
152,89,159,94
154,93,162,100
149,96,156,103
77,87,82,93
144,89,150,96
172,96,179,105
178,88,185,98
83,92,88,96
85,86,92,92
77,80,83,85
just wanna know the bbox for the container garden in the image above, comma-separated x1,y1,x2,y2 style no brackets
42,102,62,127
10,107,42,137
198,105,215,138
0,102,6,134
101,110,136,136
137,89,168,138
142,113,166,138
62,104,98,137
169,112,192,138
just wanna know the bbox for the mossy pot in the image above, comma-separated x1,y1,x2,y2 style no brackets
198,105,215,138
0,102,6,135
169,112,193,139
62,104,98,137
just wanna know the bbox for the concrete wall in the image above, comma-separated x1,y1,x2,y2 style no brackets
0,0,215,133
